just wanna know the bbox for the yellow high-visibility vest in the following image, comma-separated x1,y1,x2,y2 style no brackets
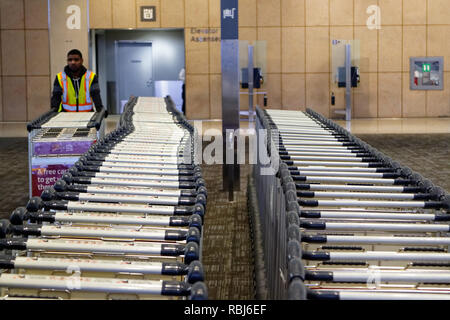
57,71,95,112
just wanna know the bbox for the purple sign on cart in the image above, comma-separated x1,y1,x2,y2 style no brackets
34,140,95,156
31,164,73,197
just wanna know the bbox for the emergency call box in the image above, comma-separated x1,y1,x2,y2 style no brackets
410,57,444,90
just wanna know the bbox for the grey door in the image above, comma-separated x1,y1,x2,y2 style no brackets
117,41,153,112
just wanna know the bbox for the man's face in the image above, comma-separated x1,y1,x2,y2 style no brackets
67,54,83,72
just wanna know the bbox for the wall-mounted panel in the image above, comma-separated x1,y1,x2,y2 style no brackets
89,0,112,29
3,76,27,121
26,30,50,76
25,0,48,29
1,30,26,76
329,26,355,116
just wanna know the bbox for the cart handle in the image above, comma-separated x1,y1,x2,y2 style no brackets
26,110,57,132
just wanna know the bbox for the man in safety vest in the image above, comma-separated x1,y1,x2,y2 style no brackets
51,49,104,113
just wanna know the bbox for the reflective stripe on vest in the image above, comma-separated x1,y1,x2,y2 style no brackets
85,71,93,104
57,71,95,112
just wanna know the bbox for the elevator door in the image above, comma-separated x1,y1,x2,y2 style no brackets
116,41,154,112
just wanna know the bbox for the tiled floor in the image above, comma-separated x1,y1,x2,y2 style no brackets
335,118,450,134
1,115,449,300
3,117,450,138
195,118,450,137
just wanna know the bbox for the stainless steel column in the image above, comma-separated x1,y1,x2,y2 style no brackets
248,45,254,123
221,0,240,201
345,44,352,122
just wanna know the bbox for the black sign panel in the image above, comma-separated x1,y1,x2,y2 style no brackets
221,0,238,40
140,6,156,22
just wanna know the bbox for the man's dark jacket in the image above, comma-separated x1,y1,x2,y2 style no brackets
50,65,104,112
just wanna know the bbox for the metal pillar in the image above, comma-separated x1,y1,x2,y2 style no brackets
345,44,352,122
221,0,240,201
248,45,254,123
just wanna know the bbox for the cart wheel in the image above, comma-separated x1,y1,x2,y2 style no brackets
190,282,208,300
26,197,43,212
0,219,12,238
288,279,307,300
10,207,28,225
41,187,56,201
187,261,204,284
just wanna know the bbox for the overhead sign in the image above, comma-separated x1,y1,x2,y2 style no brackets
141,6,156,22
221,0,238,40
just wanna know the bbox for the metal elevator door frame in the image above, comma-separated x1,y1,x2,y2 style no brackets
115,40,154,113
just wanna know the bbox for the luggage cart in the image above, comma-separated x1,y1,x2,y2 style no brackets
1,97,207,300
253,106,450,300
27,110,107,197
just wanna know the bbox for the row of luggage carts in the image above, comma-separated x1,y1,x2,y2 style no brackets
254,106,450,300
0,96,208,300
